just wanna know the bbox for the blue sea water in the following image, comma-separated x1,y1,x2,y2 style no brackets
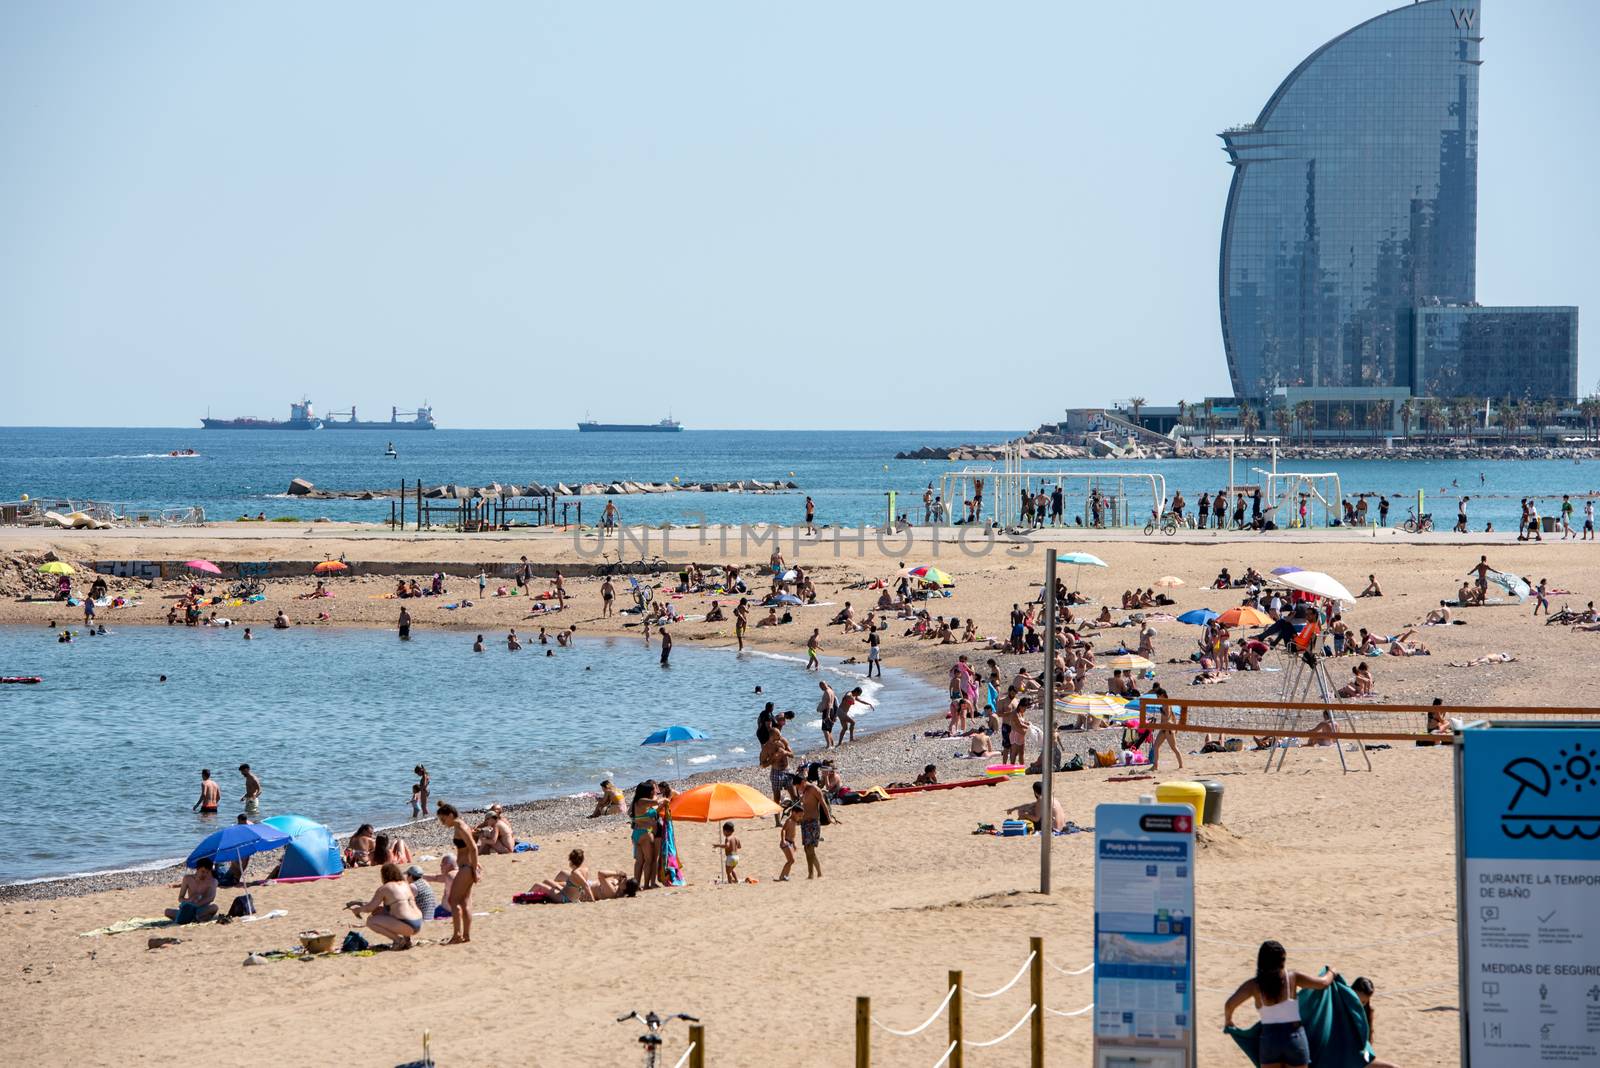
2,426,1597,531
0,624,940,883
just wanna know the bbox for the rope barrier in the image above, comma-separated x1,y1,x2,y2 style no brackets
871,984,958,1037
1197,926,1453,954
669,1043,696,1068
1044,1002,1095,1018
966,1004,1038,1048
970,951,1036,999
929,1039,959,1068
1045,958,1094,977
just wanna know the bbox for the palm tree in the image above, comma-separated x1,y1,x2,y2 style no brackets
1398,397,1414,440
1581,396,1600,442
1366,399,1392,440
1175,400,1188,431
1239,403,1259,443
1496,397,1519,442
1334,406,1354,441
1515,399,1534,445
1272,405,1291,443
1537,399,1559,443
1293,400,1316,445
1127,396,1146,430
1421,398,1443,439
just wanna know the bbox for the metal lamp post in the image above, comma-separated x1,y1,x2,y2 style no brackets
1040,551,1057,894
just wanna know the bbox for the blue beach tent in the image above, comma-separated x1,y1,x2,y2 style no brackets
262,814,344,880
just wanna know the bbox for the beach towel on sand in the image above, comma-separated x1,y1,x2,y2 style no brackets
80,917,173,937
1225,974,1372,1067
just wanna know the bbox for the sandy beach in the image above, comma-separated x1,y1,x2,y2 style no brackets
3,521,1597,1065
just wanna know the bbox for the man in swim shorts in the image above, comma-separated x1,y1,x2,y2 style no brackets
165,858,219,923
761,721,796,814
797,770,828,879
397,606,412,641
193,768,221,814
238,763,261,808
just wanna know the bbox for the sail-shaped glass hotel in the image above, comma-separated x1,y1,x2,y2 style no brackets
1218,1,1576,408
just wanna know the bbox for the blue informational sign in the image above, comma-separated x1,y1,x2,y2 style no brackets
1457,727,1600,1065
1093,802,1196,1066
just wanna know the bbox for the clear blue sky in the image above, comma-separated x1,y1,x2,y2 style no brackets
2,1,1594,429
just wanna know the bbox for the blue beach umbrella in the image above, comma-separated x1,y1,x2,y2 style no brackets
185,822,290,869
642,725,708,777
1177,608,1219,626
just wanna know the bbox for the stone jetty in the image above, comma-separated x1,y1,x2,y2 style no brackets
285,477,799,500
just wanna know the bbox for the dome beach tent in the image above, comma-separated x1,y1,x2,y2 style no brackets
261,814,343,881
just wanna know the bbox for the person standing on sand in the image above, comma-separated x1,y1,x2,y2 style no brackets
193,769,221,814
397,606,412,641
797,767,830,879
238,764,261,808
865,623,882,678
805,628,821,671
1585,498,1595,541
518,555,531,593
659,625,672,667
734,597,749,651
630,781,660,890
1533,578,1550,617
804,496,816,535
923,485,934,524
837,686,874,744
436,803,479,944
1561,495,1575,539
777,804,800,881
1224,940,1336,1067
1470,555,1495,601
1145,687,1183,772
601,577,615,617
602,500,618,534
761,719,796,816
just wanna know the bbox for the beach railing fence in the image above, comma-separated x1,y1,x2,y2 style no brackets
855,937,1093,1067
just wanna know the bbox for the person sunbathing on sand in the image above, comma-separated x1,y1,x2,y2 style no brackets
346,862,423,948
589,779,625,818
165,858,219,923
1450,652,1517,666
1387,629,1430,657
1006,781,1066,832
475,805,515,854
532,849,636,902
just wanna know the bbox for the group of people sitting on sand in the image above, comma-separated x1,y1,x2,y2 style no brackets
344,824,414,868
393,574,446,599
1120,587,1176,610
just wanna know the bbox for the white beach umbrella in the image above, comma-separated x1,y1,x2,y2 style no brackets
1273,569,1355,604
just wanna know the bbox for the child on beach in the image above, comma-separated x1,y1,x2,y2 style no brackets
778,806,799,881
714,821,742,884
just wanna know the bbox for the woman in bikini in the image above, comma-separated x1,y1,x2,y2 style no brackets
630,781,660,890
347,862,423,949
1224,940,1336,1068
436,803,480,944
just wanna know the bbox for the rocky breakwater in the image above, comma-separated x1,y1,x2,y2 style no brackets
895,442,1094,462
285,477,800,499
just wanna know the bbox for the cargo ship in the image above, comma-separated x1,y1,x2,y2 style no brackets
323,405,437,430
577,416,683,433
201,399,322,430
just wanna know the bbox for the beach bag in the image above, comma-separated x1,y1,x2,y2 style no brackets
1062,754,1085,772
1224,738,1245,752
340,931,370,952
227,893,256,918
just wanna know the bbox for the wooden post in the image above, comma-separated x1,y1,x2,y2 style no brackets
688,1023,705,1068
855,996,870,1068
1030,936,1044,1068
949,969,964,1068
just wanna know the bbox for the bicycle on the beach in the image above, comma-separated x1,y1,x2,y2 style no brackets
1402,508,1433,533
1144,510,1179,536
616,1010,700,1068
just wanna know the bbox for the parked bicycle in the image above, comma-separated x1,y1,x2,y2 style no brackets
1143,510,1179,536
1401,508,1433,533
616,1010,699,1068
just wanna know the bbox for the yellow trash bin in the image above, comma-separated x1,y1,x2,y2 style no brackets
1156,780,1207,823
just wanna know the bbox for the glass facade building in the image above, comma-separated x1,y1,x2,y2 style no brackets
1219,0,1481,399
1415,305,1579,400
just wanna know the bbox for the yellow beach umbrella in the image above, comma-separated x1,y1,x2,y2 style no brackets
1154,575,1184,588
1057,693,1129,713
1104,653,1155,672
37,561,75,575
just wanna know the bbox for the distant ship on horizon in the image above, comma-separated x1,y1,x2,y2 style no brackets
201,398,322,430
201,400,438,430
323,405,436,430
577,415,683,433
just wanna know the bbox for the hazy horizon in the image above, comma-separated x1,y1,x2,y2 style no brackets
4,1,1595,430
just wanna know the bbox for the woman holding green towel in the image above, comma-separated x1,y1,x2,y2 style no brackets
1224,940,1337,1067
